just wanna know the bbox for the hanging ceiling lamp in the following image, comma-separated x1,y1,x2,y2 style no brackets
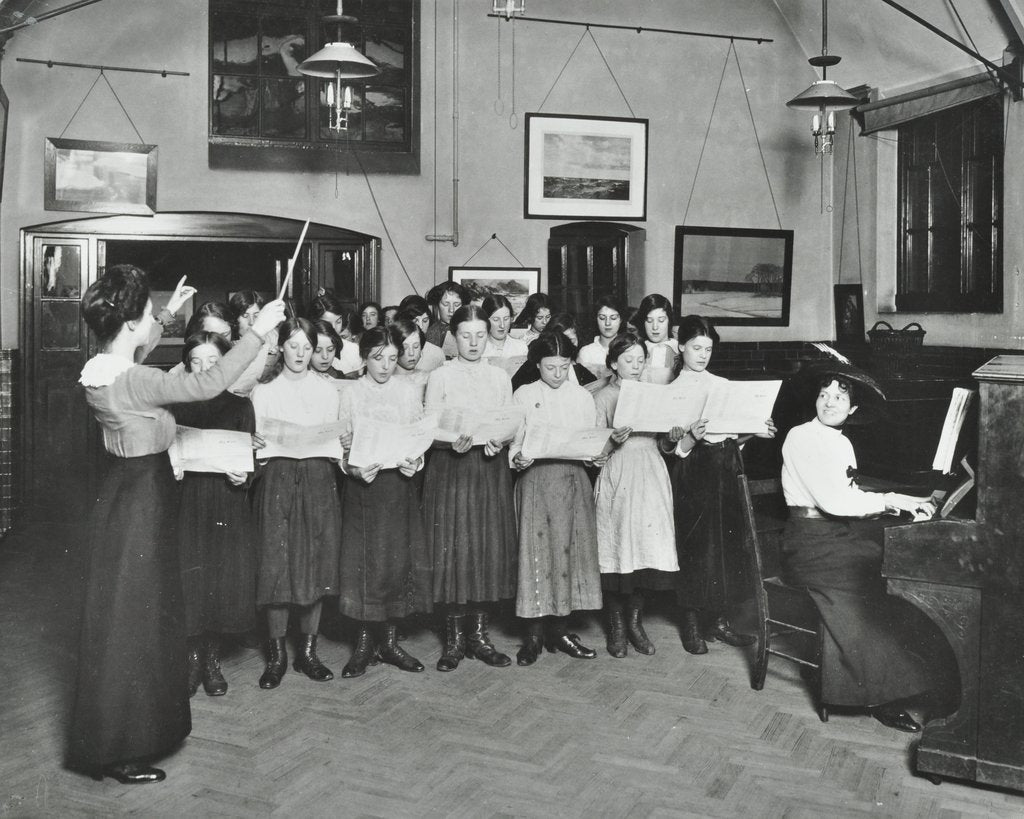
786,0,857,155
492,0,526,20
298,0,379,133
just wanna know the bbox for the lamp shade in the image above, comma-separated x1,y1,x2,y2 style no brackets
786,79,858,110
297,42,379,79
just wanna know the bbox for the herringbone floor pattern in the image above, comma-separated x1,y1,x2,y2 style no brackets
1,524,1022,818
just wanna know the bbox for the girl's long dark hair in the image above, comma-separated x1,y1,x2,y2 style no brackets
259,317,317,383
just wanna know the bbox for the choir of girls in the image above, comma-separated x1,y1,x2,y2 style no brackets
75,266,939,786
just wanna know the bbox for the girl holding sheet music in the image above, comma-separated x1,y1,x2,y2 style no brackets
250,317,343,689
577,294,625,379
480,294,529,361
310,319,346,380
336,326,432,678
510,331,604,665
172,332,259,699
73,266,284,785
391,317,432,401
667,315,776,655
592,332,679,658
634,293,680,385
309,292,363,378
423,304,518,672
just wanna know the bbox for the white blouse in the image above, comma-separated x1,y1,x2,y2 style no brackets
482,335,529,360
781,419,887,517
425,358,513,411
340,374,423,431
250,370,341,426
509,379,597,463
577,337,611,377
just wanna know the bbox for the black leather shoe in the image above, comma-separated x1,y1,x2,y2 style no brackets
202,637,227,696
377,623,425,672
681,609,708,655
872,707,921,733
516,635,544,666
544,633,597,659
605,601,628,658
437,615,465,672
465,612,512,667
625,601,655,656
93,763,166,784
342,625,378,678
293,633,334,681
259,638,287,689
703,616,755,647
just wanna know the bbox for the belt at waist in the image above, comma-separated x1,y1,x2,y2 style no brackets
788,506,824,520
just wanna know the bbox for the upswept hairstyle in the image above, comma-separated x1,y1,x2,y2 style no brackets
605,331,646,370
398,294,431,319
181,331,232,370
631,293,675,344
358,324,403,360
425,281,469,325
675,314,720,345
81,264,150,347
308,291,346,321
259,317,317,383
480,294,515,321
527,329,577,365
448,303,490,336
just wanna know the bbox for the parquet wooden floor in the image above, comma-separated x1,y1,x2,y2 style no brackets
1,523,1022,818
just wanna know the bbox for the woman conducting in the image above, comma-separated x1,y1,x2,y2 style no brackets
72,265,284,784
780,361,952,732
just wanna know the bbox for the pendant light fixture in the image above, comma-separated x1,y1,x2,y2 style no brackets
786,0,857,155
298,0,379,133
492,0,525,19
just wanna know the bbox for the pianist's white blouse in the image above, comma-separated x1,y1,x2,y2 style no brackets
780,418,887,517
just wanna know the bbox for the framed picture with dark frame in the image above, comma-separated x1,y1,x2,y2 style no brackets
44,137,158,215
524,113,648,221
449,266,540,317
833,283,865,343
673,226,793,327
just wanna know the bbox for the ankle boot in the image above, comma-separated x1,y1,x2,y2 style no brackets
202,635,228,696
516,620,545,666
544,618,597,659
681,608,708,655
293,633,334,681
465,612,512,667
341,624,378,678
377,623,425,672
625,594,655,655
436,615,465,672
703,614,755,647
259,638,287,689
186,640,202,697
605,597,628,658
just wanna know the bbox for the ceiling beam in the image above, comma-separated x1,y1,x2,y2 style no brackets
995,0,1024,48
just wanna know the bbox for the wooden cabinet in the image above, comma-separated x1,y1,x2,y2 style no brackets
547,222,644,328
20,212,379,522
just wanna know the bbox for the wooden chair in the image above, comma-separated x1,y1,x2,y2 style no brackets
737,474,829,723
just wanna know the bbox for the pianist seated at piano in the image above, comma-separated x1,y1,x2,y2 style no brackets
779,362,956,733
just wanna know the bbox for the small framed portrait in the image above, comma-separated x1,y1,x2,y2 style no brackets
40,243,82,299
834,284,865,343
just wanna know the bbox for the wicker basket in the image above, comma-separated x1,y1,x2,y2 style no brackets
867,321,925,378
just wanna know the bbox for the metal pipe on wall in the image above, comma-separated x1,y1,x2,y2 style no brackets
426,0,459,246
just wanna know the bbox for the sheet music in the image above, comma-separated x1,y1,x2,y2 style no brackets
168,426,254,474
612,380,707,432
347,414,438,469
931,388,974,473
703,380,782,435
486,356,527,379
520,423,613,461
433,405,526,446
258,418,346,460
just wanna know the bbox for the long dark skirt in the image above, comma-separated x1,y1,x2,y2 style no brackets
69,453,190,770
670,439,752,611
780,516,938,707
424,447,517,604
254,458,341,607
178,473,256,636
338,470,433,621
601,570,677,594
515,461,601,618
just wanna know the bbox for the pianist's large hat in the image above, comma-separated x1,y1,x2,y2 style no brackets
796,353,886,424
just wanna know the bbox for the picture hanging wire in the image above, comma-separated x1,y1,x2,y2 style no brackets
55,68,147,143
682,41,782,230
837,116,864,286
536,26,635,119
459,233,527,268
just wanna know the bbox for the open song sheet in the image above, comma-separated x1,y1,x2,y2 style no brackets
433,405,526,446
257,418,346,460
612,379,780,435
168,426,255,474
521,423,613,461
347,414,439,469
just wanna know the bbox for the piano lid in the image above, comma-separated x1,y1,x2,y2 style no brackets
972,355,1024,383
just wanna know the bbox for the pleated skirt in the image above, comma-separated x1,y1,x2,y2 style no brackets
515,461,602,618
69,453,190,770
780,516,938,707
338,470,433,621
423,447,517,604
178,473,256,635
254,458,341,607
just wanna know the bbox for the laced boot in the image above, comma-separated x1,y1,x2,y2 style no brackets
465,612,512,667
186,639,202,697
201,634,228,696
625,594,655,655
516,619,545,666
605,596,628,658
436,615,465,672
377,623,425,672
544,617,597,659
680,608,708,655
341,624,378,678
294,633,334,681
703,614,755,647
258,638,287,689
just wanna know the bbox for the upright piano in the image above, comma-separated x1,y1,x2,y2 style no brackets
883,355,1024,791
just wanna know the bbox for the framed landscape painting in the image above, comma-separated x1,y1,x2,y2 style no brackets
449,266,540,317
44,137,157,215
524,113,648,221
673,226,793,326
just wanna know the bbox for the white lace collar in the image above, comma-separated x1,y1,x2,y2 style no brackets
79,354,134,388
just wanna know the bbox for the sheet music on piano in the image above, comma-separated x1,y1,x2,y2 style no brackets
931,387,974,474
